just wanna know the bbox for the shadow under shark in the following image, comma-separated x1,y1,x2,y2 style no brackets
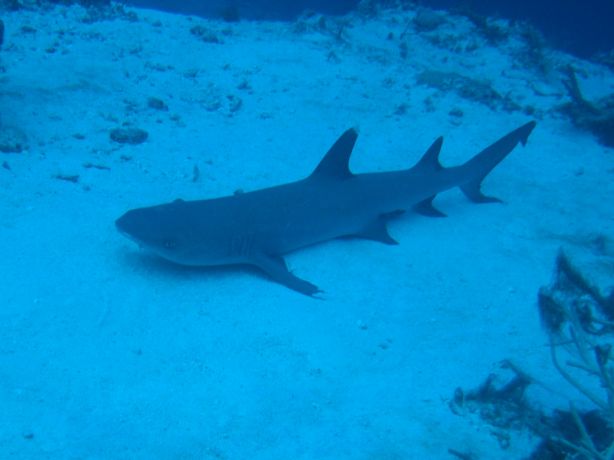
116,122,536,296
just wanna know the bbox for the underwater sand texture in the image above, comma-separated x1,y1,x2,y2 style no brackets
1,4,613,459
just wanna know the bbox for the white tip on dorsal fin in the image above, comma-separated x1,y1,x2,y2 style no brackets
413,136,444,172
310,128,358,180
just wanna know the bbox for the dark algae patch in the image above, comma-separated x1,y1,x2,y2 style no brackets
416,70,521,112
451,248,614,458
109,127,148,145
561,66,614,149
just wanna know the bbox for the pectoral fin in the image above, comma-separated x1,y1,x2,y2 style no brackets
413,196,447,217
354,217,398,245
252,253,322,297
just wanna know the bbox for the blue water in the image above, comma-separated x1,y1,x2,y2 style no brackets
420,0,614,58
125,0,358,21
124,0,614,58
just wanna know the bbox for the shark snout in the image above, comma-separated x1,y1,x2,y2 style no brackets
115,209,146,244
115,206,179,253
115,212,132,236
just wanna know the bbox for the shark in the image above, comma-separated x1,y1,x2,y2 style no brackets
116,121,536,296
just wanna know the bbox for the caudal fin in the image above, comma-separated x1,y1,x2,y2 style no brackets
461,121,536,203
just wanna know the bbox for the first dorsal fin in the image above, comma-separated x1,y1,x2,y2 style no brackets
413,136,444,172
310,128,358,180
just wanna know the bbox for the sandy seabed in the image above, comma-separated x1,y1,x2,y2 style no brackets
1,3,613,459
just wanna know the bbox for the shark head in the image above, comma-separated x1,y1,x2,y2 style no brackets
115,205,181,261
116,199,231,266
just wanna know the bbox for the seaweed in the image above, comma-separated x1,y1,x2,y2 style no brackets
80,3,137,23
535,251,614,458
451,249,614,459
0,0,26,11
0,1,135,22
416,70,520,112
518,23,551,76
449,362,539,436
464,11,507,45
1,0,110,8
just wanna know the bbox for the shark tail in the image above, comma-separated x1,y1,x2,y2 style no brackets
460,121,536,203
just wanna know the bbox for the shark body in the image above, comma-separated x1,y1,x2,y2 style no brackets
116,122,536,296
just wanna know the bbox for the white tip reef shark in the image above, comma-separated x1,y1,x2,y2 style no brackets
116,121,536,296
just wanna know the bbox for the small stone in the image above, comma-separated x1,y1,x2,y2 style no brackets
0,126,28,153
192,165,200,182
227,95,242,114
147,97,168,111
54,174,79,183
326,51,340,63
109,127,148,145
394,103,408,116
83,162,110,171
20,25,37,34
190,25,220,44
237,80,251,91
400,42,409,59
